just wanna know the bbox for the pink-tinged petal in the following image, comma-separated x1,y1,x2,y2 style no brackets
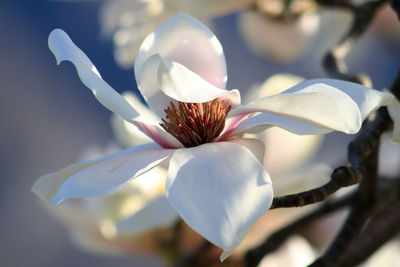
232,82,364,135
218,113,252,141
157,57,240,106
136,121,183,148
116,196,178,236
165,141,273,260
48,29,181,148
48,29,140,123
32,143,174,204
135,13,227,93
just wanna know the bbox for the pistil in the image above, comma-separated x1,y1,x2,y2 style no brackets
160,99,231,147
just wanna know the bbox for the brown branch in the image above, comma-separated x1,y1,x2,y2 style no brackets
318,0,387,86
245,192,354,267
340,199,400,266
390,0,400,20
310,146,379,266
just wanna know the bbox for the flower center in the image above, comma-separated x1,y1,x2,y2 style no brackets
160,99,231,147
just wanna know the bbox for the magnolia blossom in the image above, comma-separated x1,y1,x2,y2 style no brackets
32,14,393,260
100,0,255,67
238,3,352,63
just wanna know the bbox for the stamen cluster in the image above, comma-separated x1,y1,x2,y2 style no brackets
160,99,231,147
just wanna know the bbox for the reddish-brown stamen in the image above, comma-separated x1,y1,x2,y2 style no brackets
160,99,231,147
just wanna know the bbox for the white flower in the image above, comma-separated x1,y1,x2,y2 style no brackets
100,0,255,67
238,3,352,63
32,13,393,260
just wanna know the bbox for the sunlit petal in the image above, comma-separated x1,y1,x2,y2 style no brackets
158,57,240,105
48,29,140,123
232,80,393,135
135,13,227,92
33,143,173,204
165,141,273,260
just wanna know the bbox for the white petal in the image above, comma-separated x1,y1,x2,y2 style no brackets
137,54,240,117
33,143,173,204
32,161,106,202
48,29,181,148
48,29,140,122
233,112,333,136
165,141,273,259
158,57,240,105
289,79,394,120
227,137,265,165
116,196,178,236
232,81,392,135
135,13,227,97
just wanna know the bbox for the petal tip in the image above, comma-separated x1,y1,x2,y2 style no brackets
220,250,232,262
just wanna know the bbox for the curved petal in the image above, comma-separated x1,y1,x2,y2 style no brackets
286,79,394,120
233,82,374,135
137,54,240,117
135,14,227,101
232,112,333,136
32,143,174,204
116,196,178,236
48,29,181,149
165,141,273,260
158,57,240,106
48,29,140,123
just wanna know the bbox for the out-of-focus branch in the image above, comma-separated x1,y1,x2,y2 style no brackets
390,0,400,20
245,193,354,266
318,0,387,87
340,199,400,266
245,176,400,267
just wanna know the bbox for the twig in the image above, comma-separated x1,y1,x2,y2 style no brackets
245,193,354,267
318,0,387,86
310,145,379,266
340,199,400,266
